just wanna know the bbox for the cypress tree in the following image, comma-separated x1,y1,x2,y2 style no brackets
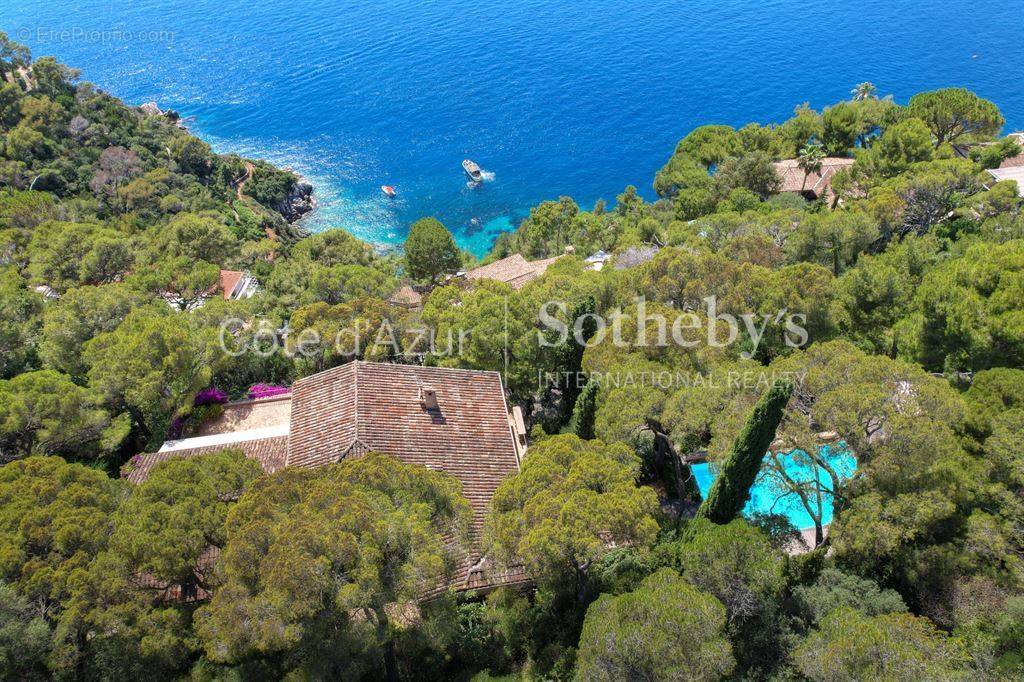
569,379,599,440
558,296,597,423
696,380,793,524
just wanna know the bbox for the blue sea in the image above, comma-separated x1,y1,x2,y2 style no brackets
5,0,1022,254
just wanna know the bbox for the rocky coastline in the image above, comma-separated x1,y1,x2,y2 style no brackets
276,179,316,223
140,100,318,233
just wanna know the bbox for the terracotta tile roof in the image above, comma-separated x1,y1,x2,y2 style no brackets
773,157,855,199
388,284,423,308
287,362,519,527
954,135,1024,169
1003,132,1024,166
465,253,560,290
999,153,1024,169
466,253,534,286
515,255,561,284
132,546,220,603
196,269,246,302
218,270,244,300
194,396,292,436
125,362,526,593
122,435,289,484
287,362,523,592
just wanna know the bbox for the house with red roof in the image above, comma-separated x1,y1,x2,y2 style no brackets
772,157,855,202
162,269,258,310
464,253,561,290
124,361,530,593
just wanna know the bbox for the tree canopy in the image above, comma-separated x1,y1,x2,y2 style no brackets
1,37,1023,678
906,87,1004,146
404,217,460,282
575,568,734,681
195,453,471,679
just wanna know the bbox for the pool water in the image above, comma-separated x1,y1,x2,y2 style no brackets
691,445,857,530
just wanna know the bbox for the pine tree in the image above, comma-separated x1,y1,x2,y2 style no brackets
404,217,460,282
696,380,793,524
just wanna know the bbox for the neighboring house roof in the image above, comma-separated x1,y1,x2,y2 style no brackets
218,270,243,300
998,134,1024,169
465,253,560,289
164,269,257,310
1000,154,1024,169
123,361,526,594
388,284,423,308
194,395,292,436
952,133,1024,169
123,433,290,484
773,157,855,199
33,284,60,301
988,166,1024,197
217,269,258,300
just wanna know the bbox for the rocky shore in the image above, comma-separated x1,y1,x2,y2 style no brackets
140,100,317,232
276,179,316,223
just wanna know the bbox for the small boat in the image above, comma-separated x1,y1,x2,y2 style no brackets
462,159,484,183
381,185,397,197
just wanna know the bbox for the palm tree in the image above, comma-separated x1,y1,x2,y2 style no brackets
797,143,826,192
851,82,877,101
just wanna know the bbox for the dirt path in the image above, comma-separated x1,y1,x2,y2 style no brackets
232,161,255,200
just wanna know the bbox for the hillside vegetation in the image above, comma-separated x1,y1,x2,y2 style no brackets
2,35,1024,681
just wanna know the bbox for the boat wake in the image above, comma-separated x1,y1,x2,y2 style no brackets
466,170,496,189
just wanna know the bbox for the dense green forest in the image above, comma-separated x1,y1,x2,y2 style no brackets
2,33,1024,680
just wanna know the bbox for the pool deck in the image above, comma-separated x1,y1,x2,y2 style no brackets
785,525,830,556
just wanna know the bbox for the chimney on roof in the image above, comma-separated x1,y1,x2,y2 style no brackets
419,384,440,411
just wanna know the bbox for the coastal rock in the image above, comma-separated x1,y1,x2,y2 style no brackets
139,101,164,116
275,180,316,223
139,101,182,125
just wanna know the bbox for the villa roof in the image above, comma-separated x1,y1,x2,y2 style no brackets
123,434,290,484
465,253,561,289
188,269,254,305
952,133,1024,169
998,134,1024,169
194,395,292,436
773,157,855,199
124,361,525,594
287,362,520,528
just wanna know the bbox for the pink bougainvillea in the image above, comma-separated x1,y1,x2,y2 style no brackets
248,383,291,399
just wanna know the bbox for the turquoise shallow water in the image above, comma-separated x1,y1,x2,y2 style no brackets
4,1,1022,254
692,446,857,530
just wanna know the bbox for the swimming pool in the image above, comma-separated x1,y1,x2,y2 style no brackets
691,445,857,530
